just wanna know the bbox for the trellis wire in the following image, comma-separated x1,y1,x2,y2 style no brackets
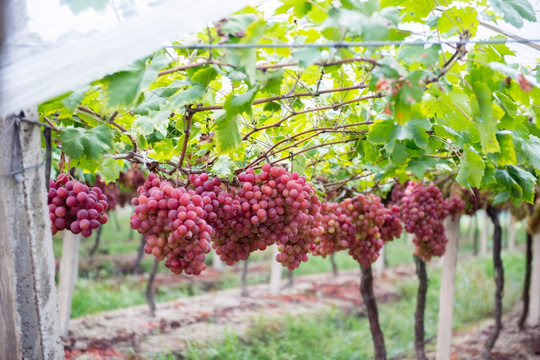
166,38,540,50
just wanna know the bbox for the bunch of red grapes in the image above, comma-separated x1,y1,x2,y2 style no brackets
90,175,120,211
130,174,213,275
444,194,465,220
311,202,355,257
48,174,109,237
460,187,487,215
401,182,448,261
215,164,323,270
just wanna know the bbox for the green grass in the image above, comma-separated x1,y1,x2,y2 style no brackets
184,251,526,360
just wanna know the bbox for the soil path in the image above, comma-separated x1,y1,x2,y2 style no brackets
64,265,413,359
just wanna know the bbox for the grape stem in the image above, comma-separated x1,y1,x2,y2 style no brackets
414,255,428,360
518,231,532,330
483,206,503,359
360,264,387,360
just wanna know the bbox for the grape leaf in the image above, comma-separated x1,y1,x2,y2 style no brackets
470,81,500,154
495,131,517,166
170,84,205,108
99,158,124,183
489,0,536,28
214,114,242,154
60,125,114,160
507,165,535,203
224,87,258,116
100,53,168,110
456,149,485,188
132,110,170,136
523,135,540,171
212,155,235,181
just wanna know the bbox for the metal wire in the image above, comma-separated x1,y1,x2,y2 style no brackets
165,38,540,50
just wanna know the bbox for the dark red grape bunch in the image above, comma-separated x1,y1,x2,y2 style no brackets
89,175,120,211
389,180,409,206
130,173,213,275
402,182,448,261
48,173,109,237
444,195,465,220
460,187,487,215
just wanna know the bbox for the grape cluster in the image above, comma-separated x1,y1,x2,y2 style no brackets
130,174,212,275
217,164,323,270
402,182,448,261
380,205,403,242
444,195,465,220
90,175,120,211
390,180,409,206
312,202,354,257
48,174,109,237
341,194,388,266
460,187,487,215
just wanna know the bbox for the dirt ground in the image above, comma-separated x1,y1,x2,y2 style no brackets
64,266,410,359
63,263,540,360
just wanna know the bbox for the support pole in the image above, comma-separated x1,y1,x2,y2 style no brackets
435,216,460,360
528,233,540,326
213,253,224,271
508,216,516,251
58,232,81,338
0,110,64,359
270,244,282,295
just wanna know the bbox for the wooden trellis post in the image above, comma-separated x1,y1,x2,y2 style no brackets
435,216,460,360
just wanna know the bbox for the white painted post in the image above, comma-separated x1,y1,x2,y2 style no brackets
481,210,489,256
58,232,81,338
374,246,385,276
407,232,414,246
528,233,540,326
270,244,282,295
435,216,460,360
213,254,224,271
0,109,64,359
508,216,516,251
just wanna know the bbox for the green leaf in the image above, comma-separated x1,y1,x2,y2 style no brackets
292,47,322,68
523,135,540,170
61,85,90,112
489,0,536,28
214,114,242,154
191,67,218,87
170,84,205,109
507,165,535,203
407,157,437,178
99,158,124,183
224,87,258,116
100,53,168,110
470,81,500,154
367,119,399,145
212,155,235,181
456,149,485,188
132,111,170,136
495,131,517,166
401,118,431,149
60,125,114,160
